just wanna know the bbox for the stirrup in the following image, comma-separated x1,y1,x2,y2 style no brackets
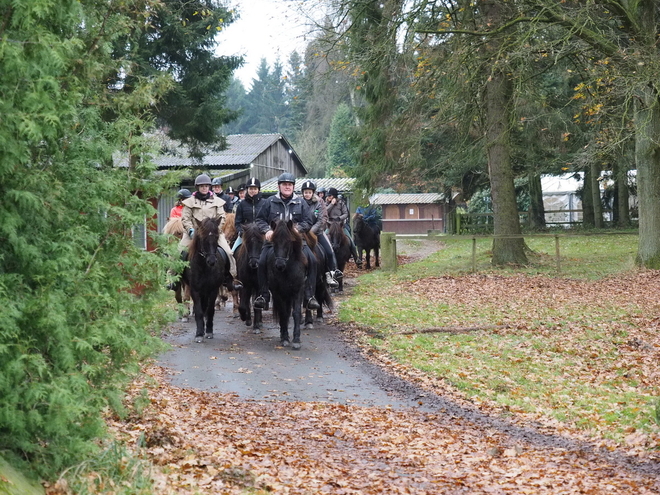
254,295,266,309
231,279,243,291
325,272,339,288
334,270,343,279
306,297,320,310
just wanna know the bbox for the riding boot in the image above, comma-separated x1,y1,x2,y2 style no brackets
325,272,339,288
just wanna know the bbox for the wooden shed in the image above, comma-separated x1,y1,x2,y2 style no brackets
370,193,447,234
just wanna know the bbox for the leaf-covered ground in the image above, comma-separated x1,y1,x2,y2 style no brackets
106,366,659,494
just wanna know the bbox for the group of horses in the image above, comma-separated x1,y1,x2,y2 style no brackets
162,212,380,349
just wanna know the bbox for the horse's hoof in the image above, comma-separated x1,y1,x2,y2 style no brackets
194,336,203,343
304,323,314,330
181,317,189,323
253,328,261,334
205,333,213,339
292,342,301,350
315,317,324,323
233,313,240,319
245,320,252,327
281,340,290,347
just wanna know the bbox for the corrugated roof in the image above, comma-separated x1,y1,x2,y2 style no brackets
261,177,356,194
153,134,284,168
370,193,445,205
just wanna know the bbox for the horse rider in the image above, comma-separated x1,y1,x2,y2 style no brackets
236,183,247,202
169,188,191,219
224,186,238,213
232,177,264,254
316,186,326,202
300,180,342,288
211,177,231,209
179,173,242,291
253,172,320,310
326,187,361,267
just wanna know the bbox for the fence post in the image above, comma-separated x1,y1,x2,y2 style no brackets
381,232,397,272
472,236,477,272
555,235,561,274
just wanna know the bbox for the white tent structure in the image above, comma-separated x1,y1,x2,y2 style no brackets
541,173,584,226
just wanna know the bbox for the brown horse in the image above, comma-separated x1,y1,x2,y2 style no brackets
163,217,193,321
216,213,239,315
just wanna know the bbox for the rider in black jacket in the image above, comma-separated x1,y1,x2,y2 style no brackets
253,172,320,310
232,177,264,253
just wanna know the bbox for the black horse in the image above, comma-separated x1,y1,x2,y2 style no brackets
353,213,380,269
303,233,334,329
267,219,306,349
235,223,264,333
184,217,225,343
328,222,351,292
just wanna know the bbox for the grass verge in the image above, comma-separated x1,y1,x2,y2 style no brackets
340,233,660,447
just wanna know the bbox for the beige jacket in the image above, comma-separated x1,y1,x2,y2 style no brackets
179,193,227,250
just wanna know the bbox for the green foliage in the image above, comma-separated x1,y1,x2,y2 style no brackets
326,103,357,175
0,0,177,478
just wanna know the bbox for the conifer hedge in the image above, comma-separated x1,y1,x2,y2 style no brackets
0,0,186,477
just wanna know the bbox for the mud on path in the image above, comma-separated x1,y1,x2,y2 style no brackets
146,239,660,493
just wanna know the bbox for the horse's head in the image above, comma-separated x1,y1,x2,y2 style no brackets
270,219,301,272
352,213,364,233
240,223,264,270
328,222,345,251
191,217,221,267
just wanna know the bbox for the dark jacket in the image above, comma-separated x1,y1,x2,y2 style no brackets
256,192,314,235
326,197,349,225
304,194,328,236
234,193,264,235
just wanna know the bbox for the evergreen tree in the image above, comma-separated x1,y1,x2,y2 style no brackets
326,103,358,175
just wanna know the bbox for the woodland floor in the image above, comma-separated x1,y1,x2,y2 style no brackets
60,240,660,494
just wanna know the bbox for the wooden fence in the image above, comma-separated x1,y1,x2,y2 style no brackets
381,231,638,273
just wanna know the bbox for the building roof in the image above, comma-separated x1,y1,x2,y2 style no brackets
261,177,356,194
370,193,445,205
152,133,296,167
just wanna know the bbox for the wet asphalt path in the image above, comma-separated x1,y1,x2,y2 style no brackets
158,296,425,409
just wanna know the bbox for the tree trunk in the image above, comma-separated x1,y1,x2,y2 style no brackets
635,86,660,267
582,167,595,227
590,162,603,228
613,160,631,228
485,69,527,265
527,172,545,230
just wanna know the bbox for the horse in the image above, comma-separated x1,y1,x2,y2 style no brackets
327,221,351,292
353,212,380,269
267,219,307,349
163,217,193,321
184,217,226,343
235,223,264,333
301,231,334,329
216,212,239,314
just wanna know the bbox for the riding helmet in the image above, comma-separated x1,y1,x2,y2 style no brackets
247,177,261,189
238,183,246,192
317,186,326,194
211,177,223,186
301,180,316,192
177,188,192,200
278,172,296,184
195,174,212,186
225,186,236,195
327,187,339,198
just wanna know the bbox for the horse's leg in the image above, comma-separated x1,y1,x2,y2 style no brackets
278,298,291,347
205,289,218,338
253,306,262,334
192,290,205,342
232,290,240,318
238,287,250,323
365,249,371,269
375,247,380,267
291,289,304,350
304,305,313,330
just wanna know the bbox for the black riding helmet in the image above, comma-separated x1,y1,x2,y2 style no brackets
246,177,261,189
301,180,316,191
177,188,192,200
277,172,296,184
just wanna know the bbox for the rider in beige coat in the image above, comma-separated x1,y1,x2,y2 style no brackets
179,173,241,290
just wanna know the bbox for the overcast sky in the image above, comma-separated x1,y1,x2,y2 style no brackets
216,0,318,87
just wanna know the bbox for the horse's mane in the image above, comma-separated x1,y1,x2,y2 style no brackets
353,213,380,246
223,213,237,245
271,219,304,260
189,217,220,257
303,230,318,250
163,217,184,237
328,221,349,246
236,223,263,264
